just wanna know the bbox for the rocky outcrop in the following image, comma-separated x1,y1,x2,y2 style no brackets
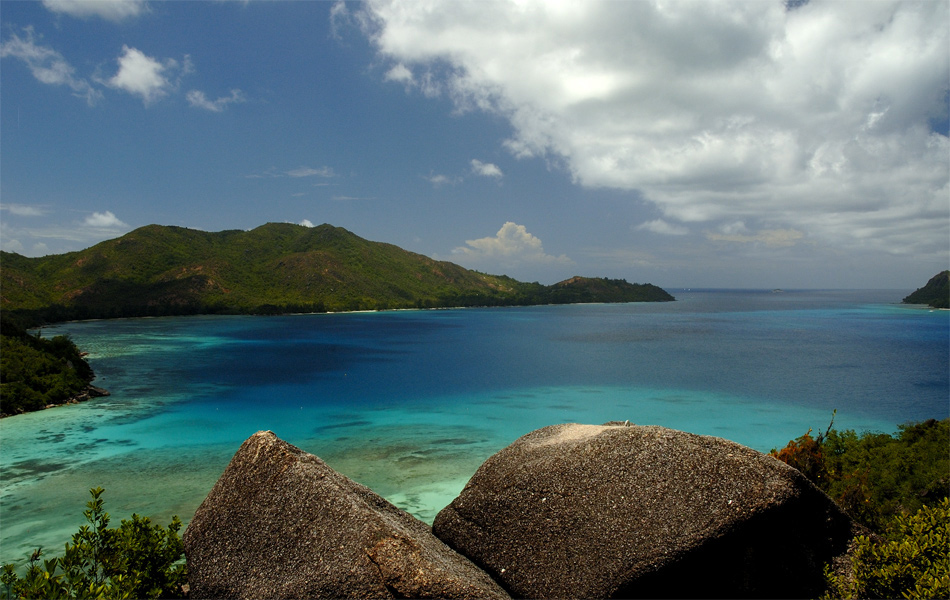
183,431,509,600
185,425,858,599
433,422,856,599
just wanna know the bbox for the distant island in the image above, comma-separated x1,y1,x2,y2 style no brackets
1,223,674,327
0,223,673,415
903,271,950,309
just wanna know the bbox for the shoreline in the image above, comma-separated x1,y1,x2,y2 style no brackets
0,384,110,420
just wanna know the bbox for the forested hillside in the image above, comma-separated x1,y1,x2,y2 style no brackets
1,223,673,326
903,271,950,309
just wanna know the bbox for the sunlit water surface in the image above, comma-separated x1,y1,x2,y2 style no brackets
2,290,947,564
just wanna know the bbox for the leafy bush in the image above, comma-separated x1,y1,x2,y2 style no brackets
822,419,949,530
769,412,835,486
1,488,186,599
773,419,949,599
823,498,949,599
771,417,949,530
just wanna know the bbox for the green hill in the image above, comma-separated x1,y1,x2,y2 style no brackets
903,271,949,309
1,223,673,325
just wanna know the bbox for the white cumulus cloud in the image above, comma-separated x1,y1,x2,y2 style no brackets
104,46,183,105
453,222,573,268
471,159,503,178
42,0,148,21
385,63,414,84
83,211,128,229
358,0,950,260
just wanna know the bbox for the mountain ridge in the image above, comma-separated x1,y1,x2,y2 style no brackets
1,223,674,325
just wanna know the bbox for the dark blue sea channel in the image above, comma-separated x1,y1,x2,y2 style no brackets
2,289,947,563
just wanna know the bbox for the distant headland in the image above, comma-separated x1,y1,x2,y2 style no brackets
903,270,950,309
0,222,674,327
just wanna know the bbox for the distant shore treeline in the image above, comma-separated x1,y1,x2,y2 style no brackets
1,222,674,329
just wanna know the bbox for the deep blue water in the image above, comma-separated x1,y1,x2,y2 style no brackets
1,289,947,564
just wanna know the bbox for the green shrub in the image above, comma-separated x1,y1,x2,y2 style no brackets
1,488,186,599
772,418,949,530
769,412,835,486
823,498,950,599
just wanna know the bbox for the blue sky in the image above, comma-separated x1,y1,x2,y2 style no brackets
1,0,947,289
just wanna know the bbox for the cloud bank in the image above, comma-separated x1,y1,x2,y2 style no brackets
358,0,949,259
1,209,131,257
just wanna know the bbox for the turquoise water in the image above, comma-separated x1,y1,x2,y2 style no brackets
2,289,947,564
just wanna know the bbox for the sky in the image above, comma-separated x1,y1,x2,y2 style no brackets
1,0,948,289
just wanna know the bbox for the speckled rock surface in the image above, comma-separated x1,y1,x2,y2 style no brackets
183,431,509,600
433,423,856,599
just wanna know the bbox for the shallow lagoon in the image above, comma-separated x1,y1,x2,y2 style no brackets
2,289,947,564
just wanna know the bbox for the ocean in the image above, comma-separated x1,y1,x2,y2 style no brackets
1,289,947,564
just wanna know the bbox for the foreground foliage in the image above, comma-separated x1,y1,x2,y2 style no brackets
771,417,949,530
1,488,186,600
823,498,949,600
0,317,96,417
772,418,950,599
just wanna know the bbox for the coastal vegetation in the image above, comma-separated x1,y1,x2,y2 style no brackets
903,270,950,309
0,317,99,417
0,222,674,328
1,488,186,600
822,498,949,600
771,417,950,599
771,417,948,529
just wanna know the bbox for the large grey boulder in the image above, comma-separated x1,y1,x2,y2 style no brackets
183,431,509,600
433,423,856,599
